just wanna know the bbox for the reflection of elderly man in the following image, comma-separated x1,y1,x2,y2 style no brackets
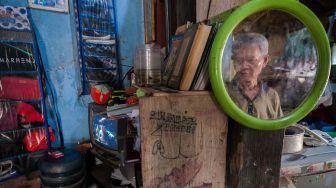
227,33,283,119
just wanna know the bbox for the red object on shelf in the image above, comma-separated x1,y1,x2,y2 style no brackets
90,84,112,105
0,76,41,100
23,127,56,152
16,102,44,123
126,96,138,105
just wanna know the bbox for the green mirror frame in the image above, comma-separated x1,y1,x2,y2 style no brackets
210,0,331,130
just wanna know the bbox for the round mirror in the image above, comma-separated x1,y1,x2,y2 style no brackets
210,0,330,130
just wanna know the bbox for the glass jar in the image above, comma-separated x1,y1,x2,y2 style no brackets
134,44,162,86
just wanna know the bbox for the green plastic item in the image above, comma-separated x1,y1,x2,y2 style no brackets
327,132,336,138
136,88,146,97
210,0,331,130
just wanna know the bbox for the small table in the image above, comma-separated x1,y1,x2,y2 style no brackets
281,145,336,188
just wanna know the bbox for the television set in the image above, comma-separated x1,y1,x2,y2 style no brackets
88,103,140,163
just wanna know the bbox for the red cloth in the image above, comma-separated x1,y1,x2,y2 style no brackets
16,102,44,123
0,76,41,100
23,127,56,152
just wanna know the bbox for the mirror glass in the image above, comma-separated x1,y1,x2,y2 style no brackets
222,10,317,119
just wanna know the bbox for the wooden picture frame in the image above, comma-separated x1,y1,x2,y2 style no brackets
28,0,69,13
143,0,155,43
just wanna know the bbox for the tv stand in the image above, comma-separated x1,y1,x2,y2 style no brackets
89,148,141,188
91,147,121,168
91,147,140,167
89,163,118,188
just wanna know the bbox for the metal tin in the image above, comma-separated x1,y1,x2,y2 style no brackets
283,125,305,154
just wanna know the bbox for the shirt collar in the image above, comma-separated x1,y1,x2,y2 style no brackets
231,78,268,102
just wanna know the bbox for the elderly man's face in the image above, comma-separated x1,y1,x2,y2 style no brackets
232,45,268,82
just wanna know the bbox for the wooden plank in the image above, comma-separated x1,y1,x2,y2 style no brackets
196,0,248,22
226,120,284,188
170,0,196,34
196,0,211,22
144,0,154,43
140,92,228,188
155,0,167,47
208,0,248,19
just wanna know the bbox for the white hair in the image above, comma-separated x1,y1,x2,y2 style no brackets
232,33,269,56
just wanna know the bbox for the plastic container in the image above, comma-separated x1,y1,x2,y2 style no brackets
134,44,162,86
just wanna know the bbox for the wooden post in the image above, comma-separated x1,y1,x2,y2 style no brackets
226,119,284,188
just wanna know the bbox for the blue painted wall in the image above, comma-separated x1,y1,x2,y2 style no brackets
3,0,144,146
115,0,145,86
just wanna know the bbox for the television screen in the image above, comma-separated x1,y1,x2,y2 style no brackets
92,114,127,151
89,103,140,162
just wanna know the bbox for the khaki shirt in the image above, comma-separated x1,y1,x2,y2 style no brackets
227,81,283,119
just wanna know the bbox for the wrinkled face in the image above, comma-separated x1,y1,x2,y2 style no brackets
232,45,268,82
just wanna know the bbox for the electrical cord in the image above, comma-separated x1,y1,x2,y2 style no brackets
121,66,134,86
